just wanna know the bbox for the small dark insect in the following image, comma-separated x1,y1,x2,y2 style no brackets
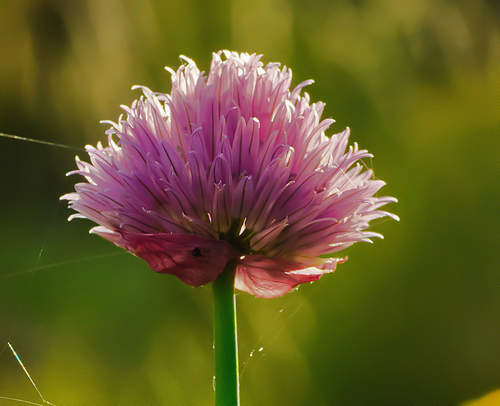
191,247,202,257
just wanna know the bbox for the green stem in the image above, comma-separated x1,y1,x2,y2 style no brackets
213,261,240,406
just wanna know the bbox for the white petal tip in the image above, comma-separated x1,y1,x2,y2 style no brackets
69,213,87,221
89,226,116,236
164,66,176,75
60,193,75,201
179,55,195,65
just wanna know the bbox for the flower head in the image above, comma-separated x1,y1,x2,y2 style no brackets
62,51,398,298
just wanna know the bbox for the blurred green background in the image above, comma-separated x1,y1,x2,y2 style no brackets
0,0,499,405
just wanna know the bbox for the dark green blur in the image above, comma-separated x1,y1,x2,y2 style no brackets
0,1,498,405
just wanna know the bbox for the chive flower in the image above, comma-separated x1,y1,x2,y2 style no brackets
62,51,398,298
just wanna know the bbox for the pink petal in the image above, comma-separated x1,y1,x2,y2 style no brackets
235,256,346,298
121,232,238,286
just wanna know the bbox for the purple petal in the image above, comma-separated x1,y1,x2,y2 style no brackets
63,51,397,297
235,256,346,298
121,232,239,286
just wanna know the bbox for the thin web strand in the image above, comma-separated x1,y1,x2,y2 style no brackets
7,343,56,406
0,132,83,152
369,217,396,227
359,157,382,181
0,396,46,406
1,345,47,406
1,252,125,279
240,300,304,378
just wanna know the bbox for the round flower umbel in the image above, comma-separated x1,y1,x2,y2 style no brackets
62,51,398,298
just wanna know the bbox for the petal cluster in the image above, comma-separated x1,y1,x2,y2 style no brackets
62,51,397,298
